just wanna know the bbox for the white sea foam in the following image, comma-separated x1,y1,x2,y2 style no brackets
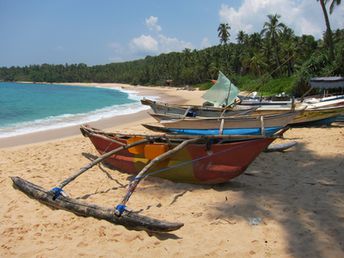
0,88,159,138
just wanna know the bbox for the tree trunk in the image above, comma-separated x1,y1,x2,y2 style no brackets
319,0,335,60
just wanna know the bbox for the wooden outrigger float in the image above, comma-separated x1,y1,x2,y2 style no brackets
11,177,183,232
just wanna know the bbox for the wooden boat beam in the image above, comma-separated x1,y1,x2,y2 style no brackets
183,106,192,118
57,138,150,191
260,116,265,136
219,118,224,135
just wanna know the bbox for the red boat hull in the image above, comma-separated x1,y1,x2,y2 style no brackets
85,133,274,184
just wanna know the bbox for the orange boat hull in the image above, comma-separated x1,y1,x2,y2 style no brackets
85,132,274,184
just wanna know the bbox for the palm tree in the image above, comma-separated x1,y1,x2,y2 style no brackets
236,30,246,45
317,0,341,61
208,62,219,79
261,14,285,72
217,23,231,45
329,0,341,13
280,26,296,76
249,52,268,76
248,32,262,51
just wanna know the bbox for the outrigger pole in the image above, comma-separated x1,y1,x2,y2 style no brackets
55,137,150,195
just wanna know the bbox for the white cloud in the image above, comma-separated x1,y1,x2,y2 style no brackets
129,34,193,54
130,34,159,52
200,37,211,49
145,16,162,32
158,35,193,52
219,0,344,40
130,16,193,54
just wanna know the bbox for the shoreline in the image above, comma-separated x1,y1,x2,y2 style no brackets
0,82,204,149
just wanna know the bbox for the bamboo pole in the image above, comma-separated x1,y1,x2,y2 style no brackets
57,138,150,189
115,137,200,215
291,96,295,112
260,116,265,136
219,118,224,135
182,106,192,118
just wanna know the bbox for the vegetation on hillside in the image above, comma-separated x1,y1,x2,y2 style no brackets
0,1,342,96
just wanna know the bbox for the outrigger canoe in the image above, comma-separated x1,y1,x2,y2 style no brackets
141,98,256,118
143,111,299,136
244,105,344,126
80,125,277,184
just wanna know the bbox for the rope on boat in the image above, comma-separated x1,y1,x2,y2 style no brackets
51,187,66,200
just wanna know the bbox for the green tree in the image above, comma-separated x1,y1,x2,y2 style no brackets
280,26,296,76
236,30,247,45
317,0,341,61
249,52,268,76
261,14,285,72
217,23,231,45
329,0,341,14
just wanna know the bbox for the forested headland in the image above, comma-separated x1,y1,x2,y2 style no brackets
1,12,343,97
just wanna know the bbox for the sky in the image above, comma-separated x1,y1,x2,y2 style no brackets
0,0,343,67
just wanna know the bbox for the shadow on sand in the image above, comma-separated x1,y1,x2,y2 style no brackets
79,126,343,249
207,136,344,257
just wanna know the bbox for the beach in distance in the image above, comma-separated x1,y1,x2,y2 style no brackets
0,83,343,257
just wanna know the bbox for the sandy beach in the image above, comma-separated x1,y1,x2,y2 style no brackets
0,84,343,257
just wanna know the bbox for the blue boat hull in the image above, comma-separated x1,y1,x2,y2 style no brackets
165,126,283,136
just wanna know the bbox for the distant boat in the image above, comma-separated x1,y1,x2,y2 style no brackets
240,77,344,125
142,111,298,136
141,71,251,118
141,98,256,119
290,105,344,126
242,104,344,126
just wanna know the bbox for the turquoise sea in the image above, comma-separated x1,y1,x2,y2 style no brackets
0,82,150,137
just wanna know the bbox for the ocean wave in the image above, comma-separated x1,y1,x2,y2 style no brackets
0,90,159,138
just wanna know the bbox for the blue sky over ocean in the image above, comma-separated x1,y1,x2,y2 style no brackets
0,0,343,67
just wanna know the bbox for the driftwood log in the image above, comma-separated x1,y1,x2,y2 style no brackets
11,176,183,232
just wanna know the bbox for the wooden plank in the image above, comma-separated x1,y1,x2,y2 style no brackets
11,176,183,232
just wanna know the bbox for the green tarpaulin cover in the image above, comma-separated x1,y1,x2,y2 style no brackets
202,71,239,107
